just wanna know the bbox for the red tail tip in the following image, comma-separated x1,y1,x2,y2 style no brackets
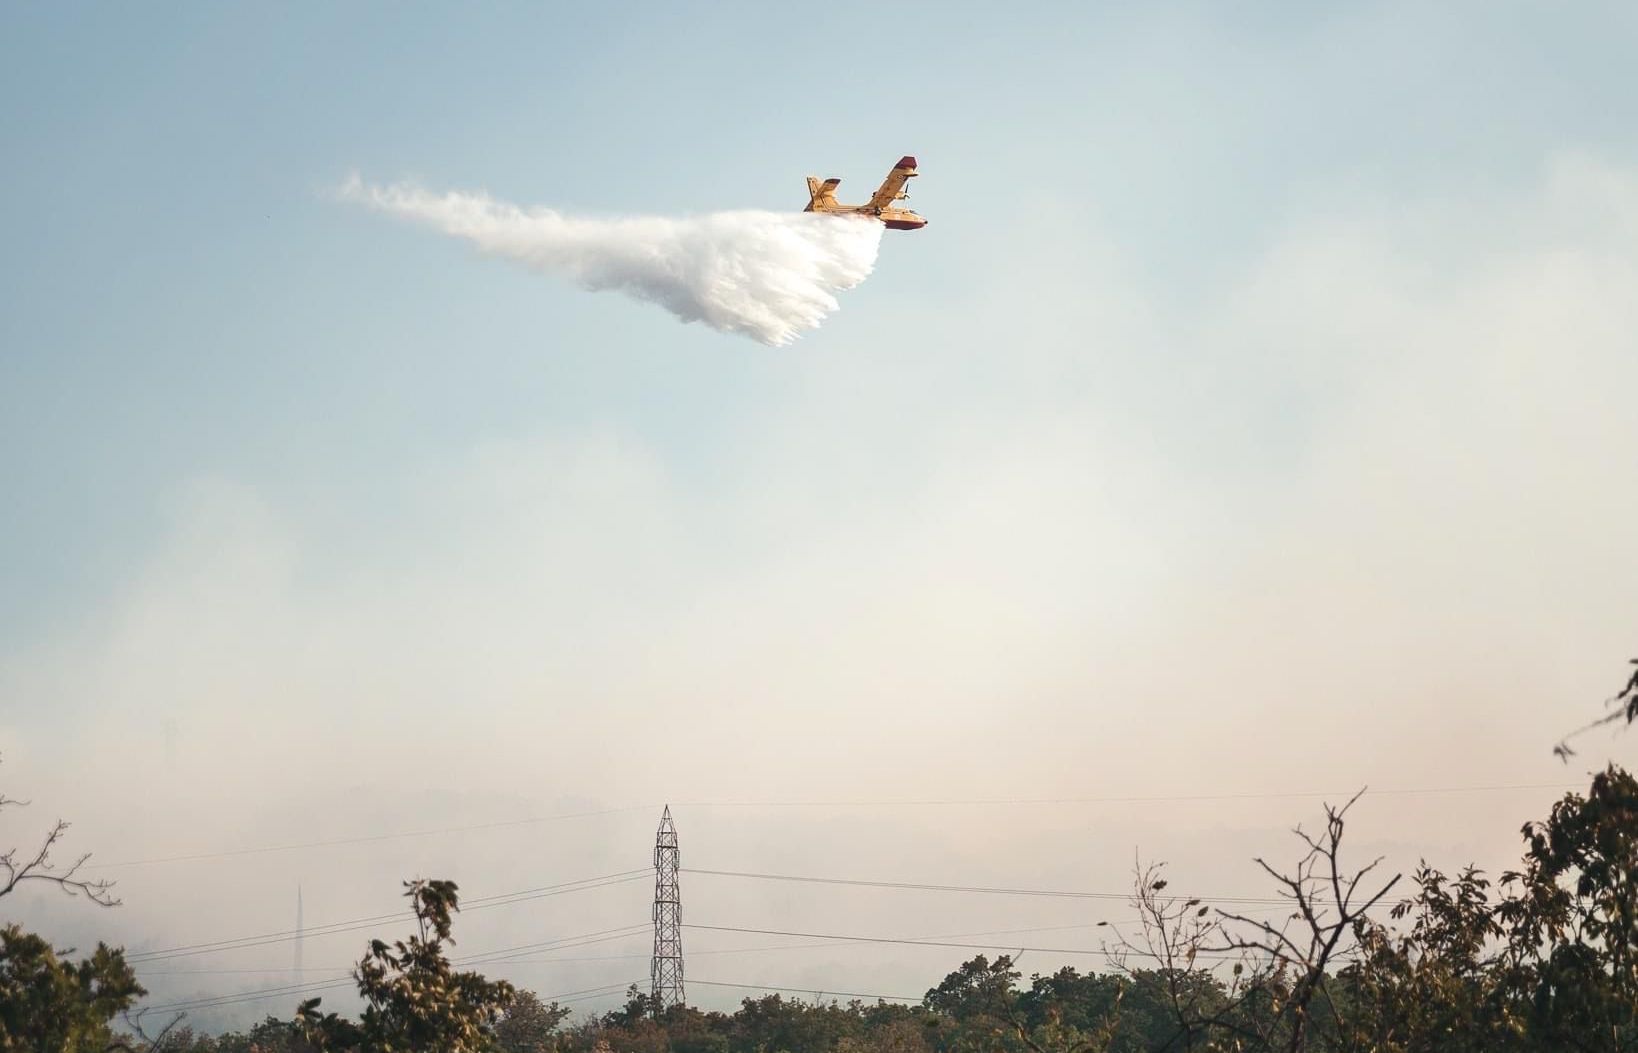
897,155,918,169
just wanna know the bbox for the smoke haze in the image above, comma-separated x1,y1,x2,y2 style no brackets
342,177,884,346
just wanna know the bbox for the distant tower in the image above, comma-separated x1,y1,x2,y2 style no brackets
651,806,684,1010
294,884,304,979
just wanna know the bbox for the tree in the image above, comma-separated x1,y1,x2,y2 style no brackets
1335,766,1638,1052
724,993,862,1053
924,955,1022,1022
924,956,1121,1053
1339,864,1517,1052
0,757,145,1052
1206,792,1401,1053
1501,765,1638,1050
1009,968,1126,1053
0,924,144,1052
495,989,572,1053
209,1017,320,1053
1105,862,1227,1052
297,879,515,1053
835,1016,933,1053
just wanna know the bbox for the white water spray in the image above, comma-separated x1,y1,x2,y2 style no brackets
343,177,885,346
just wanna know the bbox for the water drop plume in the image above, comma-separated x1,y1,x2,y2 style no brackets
343,176,885,346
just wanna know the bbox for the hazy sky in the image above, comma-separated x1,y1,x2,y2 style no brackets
3,0,1637,1031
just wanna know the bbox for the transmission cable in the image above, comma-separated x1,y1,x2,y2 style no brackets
673,782,1578,809
147,975,640,1016
128,870,646,964
686,922,1243,963
684,867,1300,906
138,925,649,1012
691,978,921,1003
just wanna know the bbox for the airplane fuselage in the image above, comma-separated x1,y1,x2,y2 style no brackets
806,203,927,231
804,156,927,231
879,209,927,231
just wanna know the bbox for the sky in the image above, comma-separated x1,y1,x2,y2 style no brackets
3,0,1638,1031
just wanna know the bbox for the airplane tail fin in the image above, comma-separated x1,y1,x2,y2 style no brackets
805,176,842,212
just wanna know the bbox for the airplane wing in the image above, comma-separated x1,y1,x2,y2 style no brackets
865,155,918,212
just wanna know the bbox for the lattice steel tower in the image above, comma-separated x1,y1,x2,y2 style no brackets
651,805,684,1009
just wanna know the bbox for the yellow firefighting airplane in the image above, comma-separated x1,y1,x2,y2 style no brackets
804,155,926,230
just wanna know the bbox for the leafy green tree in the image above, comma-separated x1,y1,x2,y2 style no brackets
0,757,143,1052
202,1017,318,1053
835,1015,932,1053
1502,765,1638,1050
580,987,671,1053
658,1004,733,1053
1340,865,1516,1052
296,879,514,1053
922,957,1039,1053
337,764,1638,1053
924,955,1020,1022
1226,765,1638,1053
495,990,573,1053
724,993,864,1053
0,924,144,1052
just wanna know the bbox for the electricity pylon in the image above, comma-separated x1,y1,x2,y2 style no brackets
651,805,684,1010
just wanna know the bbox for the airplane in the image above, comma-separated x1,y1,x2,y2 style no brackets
804,155,927,230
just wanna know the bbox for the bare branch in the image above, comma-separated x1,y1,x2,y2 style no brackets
1200,793,1403,1053
1554,656,1638,758
0,760,120,907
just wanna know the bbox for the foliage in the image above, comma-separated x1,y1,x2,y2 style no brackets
296,879,515,1053
1503,765,1638,1049
1340,864,1518,1051
155,1017,317,1052
23,759,1637,1053
0,758,138,1052
495,990,572,1053
234,767,1625,1053
0,924,144,1052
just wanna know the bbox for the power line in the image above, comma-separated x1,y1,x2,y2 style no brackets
140,936,658,976
138,926,649,1012
455,925,651,967
148,974,641,1016
129,871,645,963
121,853,1313,973
685,922,1242,963
143,975,353,1015
691,979,920,1003
139,966,354,976
166,977,639,1016
128,871,647,964
503,899,1295,967
138,911,1239,1018
135,927,650,1002
673,783,1579,809
684,867,1299,906
128,857,1296,972
492,904,1295,967
135,918,1204,975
